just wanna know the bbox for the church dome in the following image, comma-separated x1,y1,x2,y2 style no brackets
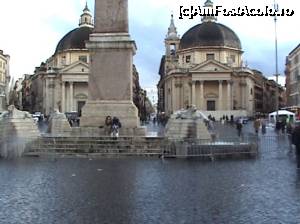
54,26,93,54
179,22,242,50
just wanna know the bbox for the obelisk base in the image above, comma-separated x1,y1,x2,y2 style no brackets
80,100,146,136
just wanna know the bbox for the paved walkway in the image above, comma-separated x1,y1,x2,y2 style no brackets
144,122,165,137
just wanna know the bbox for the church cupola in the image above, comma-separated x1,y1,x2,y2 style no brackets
165,14,180,59
202,0,217,23
79,2,94,28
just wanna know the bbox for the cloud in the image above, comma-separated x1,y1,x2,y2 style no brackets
0,0,299,91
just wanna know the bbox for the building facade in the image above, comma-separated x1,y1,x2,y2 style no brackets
158,1,256,119
157,0,284,119
0,50,10,112
23,4,151,119
286,44,300,107
252,70,285,115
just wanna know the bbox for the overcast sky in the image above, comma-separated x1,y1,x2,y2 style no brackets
0,0,299,89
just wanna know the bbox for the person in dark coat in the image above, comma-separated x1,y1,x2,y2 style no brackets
111,117,122,137
292,125,300,168
236,119,243,137
261,119,267,135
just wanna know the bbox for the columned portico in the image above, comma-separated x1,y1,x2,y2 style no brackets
69,82,74,111
192,81,196,105
219,80,223,110
200,81,204,109
61,81,65,113
227,81,232,110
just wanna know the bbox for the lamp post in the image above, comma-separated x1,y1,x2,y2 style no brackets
274,1,279,118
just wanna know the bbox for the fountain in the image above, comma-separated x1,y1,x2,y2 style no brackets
164,106,211,158
0,105,40,158
165,106,211,140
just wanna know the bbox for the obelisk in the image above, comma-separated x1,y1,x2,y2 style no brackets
80,0,145,136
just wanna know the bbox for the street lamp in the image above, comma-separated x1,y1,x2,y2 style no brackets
273,0,279,118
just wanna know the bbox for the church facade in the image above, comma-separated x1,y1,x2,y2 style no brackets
158,1,258,119
23,4,151,119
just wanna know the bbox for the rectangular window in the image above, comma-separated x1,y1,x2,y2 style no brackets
79,55,87,63
294,55,299,65
230,55,236,63
61,56,66,65
186,55,191,63
170,44,176,55
206,53,215,60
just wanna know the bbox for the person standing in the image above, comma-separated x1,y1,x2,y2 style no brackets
261,118,267,135
254,118,261,134
236,119,243,137
292,125,300,168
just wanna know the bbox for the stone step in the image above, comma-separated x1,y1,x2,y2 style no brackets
26,147,164,155
25,152,162,158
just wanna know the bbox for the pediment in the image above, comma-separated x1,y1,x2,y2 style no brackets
190,60,232,73
60,61,89,74
75,93,88,99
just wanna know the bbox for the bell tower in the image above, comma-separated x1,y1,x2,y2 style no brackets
165,14,180,71
202,0,217,23
79,2,94,28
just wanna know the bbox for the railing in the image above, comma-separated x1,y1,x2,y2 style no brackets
161,136,259,159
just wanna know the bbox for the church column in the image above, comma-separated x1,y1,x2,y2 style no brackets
69,82,74,111
227,81,232,110
45,78,49,115
219,80,223,110
192,81,196,106
240,82,246,109
200,81,204,110
172,79,176,112
61,81,65,113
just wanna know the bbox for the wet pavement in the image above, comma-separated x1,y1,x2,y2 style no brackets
1,154,300,224
1,121,300,224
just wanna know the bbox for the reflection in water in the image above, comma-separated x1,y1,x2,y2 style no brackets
0,157,300,223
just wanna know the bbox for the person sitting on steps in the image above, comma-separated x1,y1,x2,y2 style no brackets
111,117,122,137
104,116,112,135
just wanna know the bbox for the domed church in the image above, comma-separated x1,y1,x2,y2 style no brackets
157,0,256,118
27,3,147,118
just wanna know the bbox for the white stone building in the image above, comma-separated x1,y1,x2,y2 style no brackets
157,0,257,119
31,4,94,116
286,44,300,107
0,50,10,112
26,3,148,118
